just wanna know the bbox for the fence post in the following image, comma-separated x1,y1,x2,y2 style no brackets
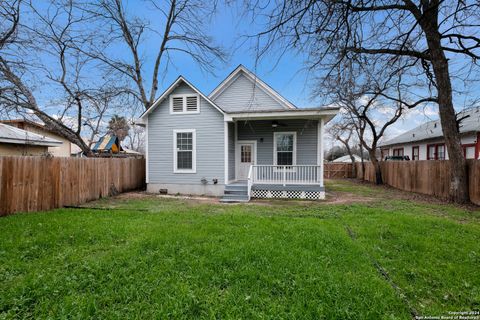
283,166,286,186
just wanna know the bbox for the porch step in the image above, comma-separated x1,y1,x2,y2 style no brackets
221,183,249,203
220,194,250,203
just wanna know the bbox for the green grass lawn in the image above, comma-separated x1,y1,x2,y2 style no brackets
1,180,479,319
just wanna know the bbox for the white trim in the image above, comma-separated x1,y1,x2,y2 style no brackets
235,140,257,180
173,129,197,174
145,117,149,183
169,93,200,114
224,122,229,184
140,76,224,119
209,65,297,110
0,138,62,147
234,121,238,180
318,119,324,187
224,109,340,122
273,132,297,166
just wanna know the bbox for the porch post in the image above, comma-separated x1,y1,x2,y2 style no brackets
224,121,229,184
317,118,324,187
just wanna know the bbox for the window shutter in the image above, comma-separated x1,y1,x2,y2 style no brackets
172,97,184,112
186,96,198,112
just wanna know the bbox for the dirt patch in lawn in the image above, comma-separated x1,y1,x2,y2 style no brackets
82,188,378,209
325,191,375,204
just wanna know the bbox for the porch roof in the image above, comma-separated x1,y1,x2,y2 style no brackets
224,106,340,122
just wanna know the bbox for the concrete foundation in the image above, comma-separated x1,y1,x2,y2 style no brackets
147,183,225,197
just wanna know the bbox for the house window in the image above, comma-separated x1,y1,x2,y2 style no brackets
170,94,199,114
381,148,389,160
437,144,445,160
274,132,296,166
392,148,404,157
463,145,476,159
427,143,445,160
427,145,436,160
412,146,420,161
173,129,196,173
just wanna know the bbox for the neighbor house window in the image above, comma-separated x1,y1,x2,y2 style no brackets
393,148,404,157
437,144,445,160
274,132,296,166
463,144,476,159
173,129,196,173
427,144,445,160
170,94,199,114
412,146,420,161
381,148,389,160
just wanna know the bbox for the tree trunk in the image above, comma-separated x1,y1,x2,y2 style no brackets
342,141,357,178
423,22,469,203
360,143,365,180
369,150,383,185
33,112,94,157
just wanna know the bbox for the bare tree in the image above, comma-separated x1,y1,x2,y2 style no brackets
325,61,410,184
327,120,358,177
1,0,100,155
0,1,137,155
0,0,20,49
248,0,480,203
84,0,226,110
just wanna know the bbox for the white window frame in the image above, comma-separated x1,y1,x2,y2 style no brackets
169,94,200,114
173,129,196,173
273,132,297,167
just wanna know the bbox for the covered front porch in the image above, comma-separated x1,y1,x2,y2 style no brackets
222,109,335,201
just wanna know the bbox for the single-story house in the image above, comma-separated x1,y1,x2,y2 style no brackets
139,65,339,202
0,123,62,156
331,154,363,163
379,107,480,161
0,119,72,157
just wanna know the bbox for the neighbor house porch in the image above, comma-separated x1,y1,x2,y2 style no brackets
222,112,331,202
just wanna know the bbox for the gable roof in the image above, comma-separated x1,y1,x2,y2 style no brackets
380,107,480,147
209,65,297,110
139,76,225,119
0,123,62,147
92,135,123,153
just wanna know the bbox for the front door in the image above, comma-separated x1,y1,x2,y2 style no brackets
237,142,255,180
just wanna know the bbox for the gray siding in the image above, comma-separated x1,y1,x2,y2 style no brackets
237,120,318,165
228,122,235,181
213,73,289,112
147,82,225,185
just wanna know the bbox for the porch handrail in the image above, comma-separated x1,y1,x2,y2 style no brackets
247,165,253,200
251,165,322,186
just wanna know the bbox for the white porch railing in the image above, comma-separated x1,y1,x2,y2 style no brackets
250,165,322,186
247,165,253,200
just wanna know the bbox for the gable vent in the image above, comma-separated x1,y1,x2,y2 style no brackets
186,96,198,112
172,97,184,113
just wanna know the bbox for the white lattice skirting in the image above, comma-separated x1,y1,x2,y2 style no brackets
251,189,325,200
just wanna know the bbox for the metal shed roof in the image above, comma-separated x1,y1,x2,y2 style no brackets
0,123,62,147
380,107,480,147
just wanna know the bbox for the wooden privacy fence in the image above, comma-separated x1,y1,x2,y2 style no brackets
0,156,145,216
324,163,354,179
355,160,480,206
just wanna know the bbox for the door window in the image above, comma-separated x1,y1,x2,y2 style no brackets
241,145,252,163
